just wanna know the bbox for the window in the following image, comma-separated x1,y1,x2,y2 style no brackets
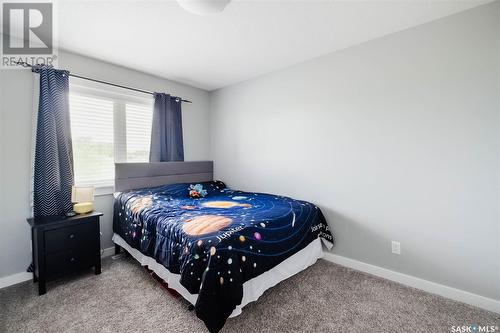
70,94,114,187
126,103,153,163
69,82,153,189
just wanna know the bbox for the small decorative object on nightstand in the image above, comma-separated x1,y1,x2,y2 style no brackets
71,185,95,214
27,212,103,295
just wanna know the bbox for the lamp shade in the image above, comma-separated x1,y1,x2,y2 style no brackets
71,186,95,203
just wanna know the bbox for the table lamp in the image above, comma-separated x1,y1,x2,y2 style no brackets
71,186,95,214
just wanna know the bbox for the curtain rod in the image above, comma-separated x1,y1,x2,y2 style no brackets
15,61,193,104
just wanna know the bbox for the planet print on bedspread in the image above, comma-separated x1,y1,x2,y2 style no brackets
182,215,233,236
113,180,334,333
129,196,152,214
202,201,252,208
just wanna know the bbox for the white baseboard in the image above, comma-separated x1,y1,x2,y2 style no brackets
323,252,500,314
0,247,117,290
0,272,32,289
101,246,116,258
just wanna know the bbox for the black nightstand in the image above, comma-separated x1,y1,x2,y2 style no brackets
27,212,103,295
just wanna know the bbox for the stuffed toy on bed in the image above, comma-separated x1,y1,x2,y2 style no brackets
188,184,208,198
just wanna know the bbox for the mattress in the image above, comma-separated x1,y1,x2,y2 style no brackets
113,181,334,332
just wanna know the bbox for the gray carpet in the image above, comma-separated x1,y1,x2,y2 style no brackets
1,256,498,333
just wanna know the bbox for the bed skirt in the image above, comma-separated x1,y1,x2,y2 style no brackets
112,233,325,318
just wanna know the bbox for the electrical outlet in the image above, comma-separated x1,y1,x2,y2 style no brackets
391,241,401,255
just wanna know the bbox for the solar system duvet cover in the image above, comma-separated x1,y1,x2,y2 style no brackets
113,181,334,333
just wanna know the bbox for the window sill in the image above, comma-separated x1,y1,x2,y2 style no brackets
94,186,115,197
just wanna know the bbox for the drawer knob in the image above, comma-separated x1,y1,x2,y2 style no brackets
69,234,75,239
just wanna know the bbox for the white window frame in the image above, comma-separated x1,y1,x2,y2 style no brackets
69,78,154,195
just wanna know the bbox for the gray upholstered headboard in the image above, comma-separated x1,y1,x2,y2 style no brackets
115,161,213,192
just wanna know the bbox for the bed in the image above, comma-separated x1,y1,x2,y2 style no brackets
112,161,334,332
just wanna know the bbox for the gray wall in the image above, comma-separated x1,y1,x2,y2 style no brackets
0,50,211,278
210,2,500,300
1,2,499,303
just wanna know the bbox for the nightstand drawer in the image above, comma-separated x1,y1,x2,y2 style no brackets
46,249,94,277
45,222,97,254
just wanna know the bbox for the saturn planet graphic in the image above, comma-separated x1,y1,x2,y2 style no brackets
202,201,251,209
182,215,233,236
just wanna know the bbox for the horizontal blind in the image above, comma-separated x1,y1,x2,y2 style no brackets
126,102,153,163
69,93,115,187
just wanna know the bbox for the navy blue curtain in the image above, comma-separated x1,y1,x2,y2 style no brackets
149,93,184,162
33,66,74,217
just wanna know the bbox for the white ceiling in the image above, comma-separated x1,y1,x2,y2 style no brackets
58,0,491,91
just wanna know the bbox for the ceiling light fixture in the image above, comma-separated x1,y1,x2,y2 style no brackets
177,0,231,15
